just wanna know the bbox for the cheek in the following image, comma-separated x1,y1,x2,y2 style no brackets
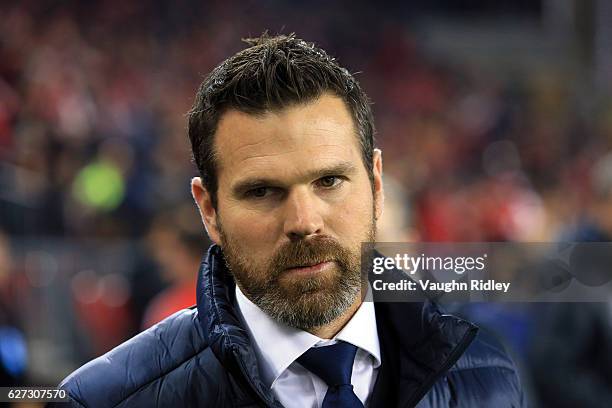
328,185,374,238
220,208,279,261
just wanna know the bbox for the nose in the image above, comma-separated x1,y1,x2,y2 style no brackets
283,186,324,241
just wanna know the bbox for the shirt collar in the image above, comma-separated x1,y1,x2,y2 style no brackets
235,285,381,388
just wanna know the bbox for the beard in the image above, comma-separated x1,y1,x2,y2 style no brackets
218,220,376,330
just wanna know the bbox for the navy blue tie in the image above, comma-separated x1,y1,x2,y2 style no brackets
297,342,364,408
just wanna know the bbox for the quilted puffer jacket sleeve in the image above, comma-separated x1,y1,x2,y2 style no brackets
47,308,223,408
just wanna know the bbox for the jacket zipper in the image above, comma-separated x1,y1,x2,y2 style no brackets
405,325,478,407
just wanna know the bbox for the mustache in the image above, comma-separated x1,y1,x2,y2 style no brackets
270,237,347,274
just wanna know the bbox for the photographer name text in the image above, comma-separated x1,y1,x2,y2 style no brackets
372,279,511,293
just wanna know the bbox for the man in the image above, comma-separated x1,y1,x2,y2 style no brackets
53,34,524,407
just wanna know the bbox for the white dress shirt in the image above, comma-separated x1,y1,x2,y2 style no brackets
235,286,381,408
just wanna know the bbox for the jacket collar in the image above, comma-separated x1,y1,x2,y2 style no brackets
368,267,479,406
371,300,478,407
196,244,478,407
196,244,281,407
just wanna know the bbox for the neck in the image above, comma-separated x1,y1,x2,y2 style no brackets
306,294,363,339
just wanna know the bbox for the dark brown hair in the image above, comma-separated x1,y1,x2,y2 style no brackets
187,33,375,209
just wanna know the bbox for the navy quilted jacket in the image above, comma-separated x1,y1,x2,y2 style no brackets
51,245,525,407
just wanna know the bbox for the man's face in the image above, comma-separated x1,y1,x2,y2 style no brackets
192,93,383,329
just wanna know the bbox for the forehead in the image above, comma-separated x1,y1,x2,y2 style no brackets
214,94,362,183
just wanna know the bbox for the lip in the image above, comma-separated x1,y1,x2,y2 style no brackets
283,261,334,277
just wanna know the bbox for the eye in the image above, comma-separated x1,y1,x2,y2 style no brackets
245,187,269,198
317,176,343,188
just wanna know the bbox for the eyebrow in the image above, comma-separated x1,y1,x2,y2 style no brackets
231,161,358,196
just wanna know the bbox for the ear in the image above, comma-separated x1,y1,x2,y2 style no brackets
372,149,384,221
191,177,221,245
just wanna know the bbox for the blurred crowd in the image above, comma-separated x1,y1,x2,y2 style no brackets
1,1,611,407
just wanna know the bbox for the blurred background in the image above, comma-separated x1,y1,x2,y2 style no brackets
1,0,611,406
